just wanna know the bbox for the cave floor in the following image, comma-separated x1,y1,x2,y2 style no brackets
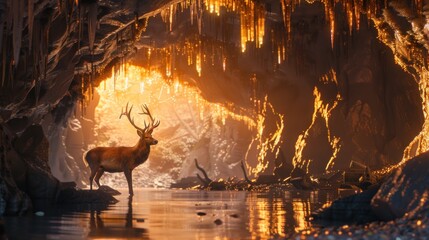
3,188,337,239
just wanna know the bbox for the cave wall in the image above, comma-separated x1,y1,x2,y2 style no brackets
135,1,423,175
0,0,427,214
271,3,423,173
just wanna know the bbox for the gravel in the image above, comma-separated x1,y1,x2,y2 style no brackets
290,210,429,240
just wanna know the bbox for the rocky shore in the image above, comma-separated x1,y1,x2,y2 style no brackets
291,210,429,240
290,151,429,239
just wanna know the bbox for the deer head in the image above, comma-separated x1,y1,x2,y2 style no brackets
120,103,160,145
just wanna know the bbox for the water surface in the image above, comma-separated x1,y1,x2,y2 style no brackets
4,188,336,239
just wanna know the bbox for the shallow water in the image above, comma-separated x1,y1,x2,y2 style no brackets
3,188,336,239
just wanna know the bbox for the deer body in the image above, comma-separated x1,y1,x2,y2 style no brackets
85,103,160,195
86,145,150,172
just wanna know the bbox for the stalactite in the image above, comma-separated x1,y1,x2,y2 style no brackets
0,0,6,57
88,2,97,51
77,4,82,54
6,0,12,32
63,0,73,34
27,0,34,51
32,18,40,81
8,55,13,88
0,20,3,65
35,74,41,104
1,35,6,87
197,0,203,35
40,13,51,81
113,65,116,91
12,0,24,67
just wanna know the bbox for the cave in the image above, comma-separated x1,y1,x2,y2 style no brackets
1,0,429,238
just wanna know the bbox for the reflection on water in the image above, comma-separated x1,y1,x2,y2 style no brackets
3,189,335,239
88,197,149,239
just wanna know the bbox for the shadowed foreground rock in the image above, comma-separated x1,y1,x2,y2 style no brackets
1,124,118,215
312,151,429,225
299,151,429,239
57,188,118,204
371,151,429,221
312,184,381,224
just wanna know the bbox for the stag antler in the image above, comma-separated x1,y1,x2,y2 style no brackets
119,102,145,132
139,104,160,133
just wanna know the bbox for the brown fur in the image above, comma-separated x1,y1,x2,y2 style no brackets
85,132,157,195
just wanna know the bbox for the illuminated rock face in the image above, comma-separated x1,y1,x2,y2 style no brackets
0,0,427,214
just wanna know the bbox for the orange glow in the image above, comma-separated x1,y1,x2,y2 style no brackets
247,194,289,238
292,199,311,233
91,64,283,176
246,95,285,175
292,70,341,172
371,9,428,174
148,0,422,77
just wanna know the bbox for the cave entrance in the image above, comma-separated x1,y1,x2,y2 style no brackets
81,64,283,188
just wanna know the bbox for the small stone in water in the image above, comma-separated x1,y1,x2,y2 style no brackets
197,212,206,216
35,211,44,217
136,218,145,222
214,219,223,225
230,214,239,218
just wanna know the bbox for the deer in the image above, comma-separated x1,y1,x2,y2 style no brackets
85,103,160,195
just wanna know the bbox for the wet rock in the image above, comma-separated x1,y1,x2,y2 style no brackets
208,181,227,190
290,176,315,190
289,167,317,190
170,176,200,189
197,212,206,216
214,219,223,225
26,165,60,201
13,124,51,173
312,184,380,223
0,174,31,216
34,211,45,217
56,188,118,204
98,185,121,195
229,214,239,218
316,171,344,187
255,175,279,184
273,151,293,180
290,167,306,178
337,184,361,198
344,161,375,186
0,131,32,216
371,151,429,220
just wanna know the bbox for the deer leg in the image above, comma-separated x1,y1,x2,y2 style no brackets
89,168,98,190
94,168,105,187
124,168,133,196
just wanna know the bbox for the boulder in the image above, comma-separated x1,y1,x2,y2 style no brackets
312,184,380,224
56,188,118,204
255,175,279,184
25,165,60,201
371,151,429,220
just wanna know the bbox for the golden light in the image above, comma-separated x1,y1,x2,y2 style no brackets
79,0,428,179
292,199,311,233
372,12,429,174
87,64,284,181
292,69,341,173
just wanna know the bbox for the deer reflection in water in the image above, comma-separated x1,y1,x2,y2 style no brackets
88,197,148,239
